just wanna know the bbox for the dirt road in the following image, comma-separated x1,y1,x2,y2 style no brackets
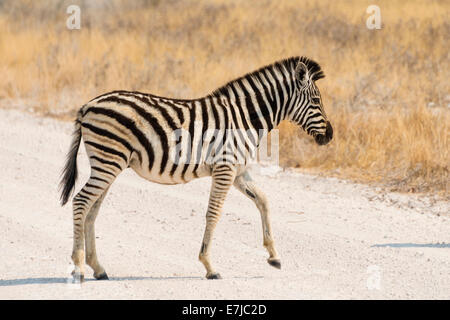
0,109,448,299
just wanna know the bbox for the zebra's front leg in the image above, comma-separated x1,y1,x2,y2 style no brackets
233,171,281,269
199,164,236,279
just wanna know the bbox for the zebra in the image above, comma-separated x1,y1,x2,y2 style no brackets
60,56,333,282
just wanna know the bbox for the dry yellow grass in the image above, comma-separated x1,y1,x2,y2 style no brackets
0,0,448,196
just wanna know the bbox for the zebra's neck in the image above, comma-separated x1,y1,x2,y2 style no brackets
205,58,299,133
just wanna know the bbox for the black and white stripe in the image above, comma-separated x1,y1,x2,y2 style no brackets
60,56,333,281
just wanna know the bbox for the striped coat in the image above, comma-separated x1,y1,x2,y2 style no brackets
60,56,333,282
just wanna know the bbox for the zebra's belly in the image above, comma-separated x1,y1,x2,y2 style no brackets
130,159,212,185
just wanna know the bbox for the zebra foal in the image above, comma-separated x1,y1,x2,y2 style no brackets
60,56,333,282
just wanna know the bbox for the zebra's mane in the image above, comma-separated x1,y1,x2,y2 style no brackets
208,56,325,99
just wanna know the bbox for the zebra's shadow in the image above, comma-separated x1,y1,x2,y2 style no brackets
0,275,201,286
0,277,70,286
371,243,450,248
0,275,262,286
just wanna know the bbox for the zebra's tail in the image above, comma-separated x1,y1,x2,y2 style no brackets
59,109,83,206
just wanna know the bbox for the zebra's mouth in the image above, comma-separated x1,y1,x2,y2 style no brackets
314,121,333,145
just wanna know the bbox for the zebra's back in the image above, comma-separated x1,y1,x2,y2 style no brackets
79,90,239,185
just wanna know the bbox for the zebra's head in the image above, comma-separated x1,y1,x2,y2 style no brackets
290,58,333,146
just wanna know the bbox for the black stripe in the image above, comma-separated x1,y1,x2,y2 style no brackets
299,107,322,127
89,90,130,104
267,67,285,125
81,122,139,162
73,199,89,205
169,132,181,178
286,94,299,118
119,93,179,131
296,101,311,125
213,166,233,173
220,102,231,161
292,95,306,121
90,176,109,184
181,103,196,180
76,194,90,201
246,189,256,199
255,72,277,120
307,110,324,119
213,164,233,171
97,96,168,174
158,99,185,125
192,99,209,176
215,180,232,187
85,183,104,190
307,119,326,127
223,95,250,156
262,69,280,123
91,166,116,177
229,87,256,148
84,107,155,171
234,131,247,162
205,98,220,164
84,141,128,163
79,189,98,197
257,72,275,104
307,127,324,135
277,65,291,121
90,155,122,170
247,76,273,130
236,79,264,131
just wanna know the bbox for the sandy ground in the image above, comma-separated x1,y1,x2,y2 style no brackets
0,108,449,300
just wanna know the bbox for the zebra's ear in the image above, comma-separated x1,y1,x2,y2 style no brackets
294,62,309,89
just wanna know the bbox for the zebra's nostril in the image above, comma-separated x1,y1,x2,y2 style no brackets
314,134,326,145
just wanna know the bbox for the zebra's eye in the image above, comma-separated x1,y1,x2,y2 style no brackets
311,97,321,105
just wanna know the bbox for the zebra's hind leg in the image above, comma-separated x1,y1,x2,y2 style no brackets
199,164,236,279
84,187,110,280
71,172,119,282
233,170,281,269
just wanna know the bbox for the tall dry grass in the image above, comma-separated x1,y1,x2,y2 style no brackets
0,0,448,196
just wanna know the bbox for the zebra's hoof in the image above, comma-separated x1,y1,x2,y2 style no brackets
268,258,281,269
95,272,109,280
206,272,222,280
72,272,85,283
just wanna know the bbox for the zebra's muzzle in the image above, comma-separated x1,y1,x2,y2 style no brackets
314,121,333,145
